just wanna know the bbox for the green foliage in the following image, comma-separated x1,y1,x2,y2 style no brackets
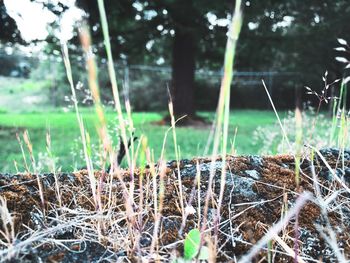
2,0,350,91
74,0,350,96
172,229,209,262
184,229,201,260
2,1,350,112
75,0,230,65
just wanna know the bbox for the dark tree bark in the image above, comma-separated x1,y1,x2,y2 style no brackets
171,27,196,119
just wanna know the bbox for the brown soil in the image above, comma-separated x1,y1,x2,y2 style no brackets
1,149,350,262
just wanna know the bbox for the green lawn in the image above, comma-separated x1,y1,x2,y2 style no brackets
0,109,279,172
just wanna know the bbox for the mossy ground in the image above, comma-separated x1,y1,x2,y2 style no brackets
1,150,349,262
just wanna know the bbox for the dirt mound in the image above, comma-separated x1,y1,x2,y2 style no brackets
1,148,350,262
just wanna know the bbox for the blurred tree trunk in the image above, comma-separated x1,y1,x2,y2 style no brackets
171,28,196,119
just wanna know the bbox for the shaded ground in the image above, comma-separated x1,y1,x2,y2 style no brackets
1,148,350,262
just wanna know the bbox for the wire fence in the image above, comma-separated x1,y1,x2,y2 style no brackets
122,64,297,109
0,52,298,109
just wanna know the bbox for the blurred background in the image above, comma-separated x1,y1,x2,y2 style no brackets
0,0,349,172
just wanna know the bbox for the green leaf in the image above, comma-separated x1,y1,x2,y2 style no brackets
184,229,201,260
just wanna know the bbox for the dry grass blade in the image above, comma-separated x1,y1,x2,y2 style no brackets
96,0,131,168
0,197,15,249
272,234,307,263
262,79,292,151
22,130,45,212
168,99,185,221
308,145,350,194
202,0,243,250
61,41,98,207
80,26,113,171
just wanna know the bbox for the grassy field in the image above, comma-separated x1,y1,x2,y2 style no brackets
0,109,279,172
0,78,340,173
0,77,283,172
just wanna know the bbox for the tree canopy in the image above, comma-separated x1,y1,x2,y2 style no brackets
1,0,349,112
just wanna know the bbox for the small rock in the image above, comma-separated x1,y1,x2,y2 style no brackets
139,234,152,247
226,174,257,199
319,147,350,161
248,155,263,168
244,170,260,180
